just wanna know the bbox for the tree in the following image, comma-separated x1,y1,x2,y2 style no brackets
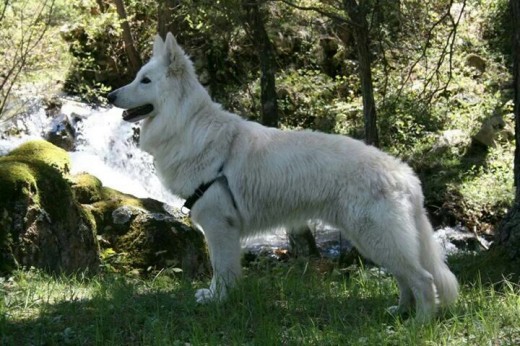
280,0,379,146
496,0,520,259
342,0,379,147
113,0,142,75
0,0,55,119
241,0,321,255
157,0,181,40
242,0,279,127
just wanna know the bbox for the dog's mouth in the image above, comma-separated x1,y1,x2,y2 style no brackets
122,104,154,123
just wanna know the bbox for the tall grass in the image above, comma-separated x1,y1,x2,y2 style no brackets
1,258,519,345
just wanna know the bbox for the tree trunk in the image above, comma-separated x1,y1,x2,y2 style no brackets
242,0,279,128
157,0,180,40
113,0,142,75
288,225,321,258
343,0,379,147
497,0,520,259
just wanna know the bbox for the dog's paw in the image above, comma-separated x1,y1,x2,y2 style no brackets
386,305,412,318
386,305,401,316
195,288,216,303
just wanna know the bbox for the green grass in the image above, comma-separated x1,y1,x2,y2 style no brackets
1,257,519,345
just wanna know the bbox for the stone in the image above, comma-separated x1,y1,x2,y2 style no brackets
0,141,209,277
466,54,487,73
431,129,471,154
473,114,508,148
0,140,99,274
46,113,76,151
71,173,209,277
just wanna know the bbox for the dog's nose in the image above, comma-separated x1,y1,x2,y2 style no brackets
107,91,117,104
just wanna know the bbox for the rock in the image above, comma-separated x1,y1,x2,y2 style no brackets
431,129,471,154
466,54,486,74
42,95,63,118
71,172,209,277
112,206,137,225
473,114,507,148
0,141,208,277
46,113,76,151
434,226,491,256
0,140,99,274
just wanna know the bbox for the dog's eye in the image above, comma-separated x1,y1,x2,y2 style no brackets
141,77,151,84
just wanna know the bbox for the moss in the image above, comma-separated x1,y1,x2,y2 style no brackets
0,140,73,224
0,140,99,275
0,161,38,205
7,140,71,175
0,141,205,276
70,174,167,236
113,215,208,276
68,173,208,276
71,173,104,204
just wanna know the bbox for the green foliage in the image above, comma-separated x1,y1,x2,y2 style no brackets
458,145,515,224
482,0,512,61
379,93,443,154
61,0,156,103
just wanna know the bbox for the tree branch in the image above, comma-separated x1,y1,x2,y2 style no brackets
276,0,355,26
396,0,465,104
0,0,8,23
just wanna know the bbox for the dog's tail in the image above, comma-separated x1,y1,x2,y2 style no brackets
416,209,459,306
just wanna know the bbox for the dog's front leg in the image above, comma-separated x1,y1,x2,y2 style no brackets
191,192,242,303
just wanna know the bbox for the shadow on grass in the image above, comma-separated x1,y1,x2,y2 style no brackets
1,268,403,345
449,247,520,287
6,252,516,345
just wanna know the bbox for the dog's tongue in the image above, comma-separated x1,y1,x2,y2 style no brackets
122,104,154,122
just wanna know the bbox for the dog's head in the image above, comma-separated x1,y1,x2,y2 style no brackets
107,33,195,123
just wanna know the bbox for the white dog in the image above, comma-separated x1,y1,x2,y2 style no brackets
107,33,458,322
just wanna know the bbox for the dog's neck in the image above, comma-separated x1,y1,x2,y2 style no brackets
139,86,240,198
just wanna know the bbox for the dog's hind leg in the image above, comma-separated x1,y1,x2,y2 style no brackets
339,207,437,323
190,185,242,303
387,275,415,316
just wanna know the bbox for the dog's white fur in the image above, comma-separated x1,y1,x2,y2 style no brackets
108,33,458,322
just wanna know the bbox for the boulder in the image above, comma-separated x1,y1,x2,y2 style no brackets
46,113,76,151
71,173,209,277
473,114,510,148
0,140,99,274
465,54,487,74
431,129,471,154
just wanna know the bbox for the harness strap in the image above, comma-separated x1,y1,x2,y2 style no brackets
183,178,217,211
182,172,238,213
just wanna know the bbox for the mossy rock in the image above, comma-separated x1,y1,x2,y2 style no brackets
0,141,208,277
6,140,71,174
0,140,99,275
70,173,209,277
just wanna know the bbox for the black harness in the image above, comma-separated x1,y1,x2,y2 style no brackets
182,170,237,213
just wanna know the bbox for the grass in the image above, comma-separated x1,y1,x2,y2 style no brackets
1,256,520,346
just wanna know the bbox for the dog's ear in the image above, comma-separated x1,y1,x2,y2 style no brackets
164,32,187,74
153,34,164,58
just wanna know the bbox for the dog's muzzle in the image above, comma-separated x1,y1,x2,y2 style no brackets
107,91,154,123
